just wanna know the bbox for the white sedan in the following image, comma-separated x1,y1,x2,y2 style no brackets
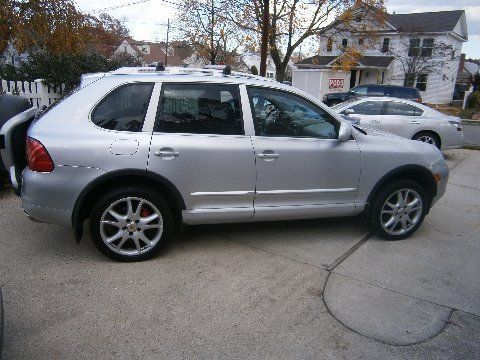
332,97,464,150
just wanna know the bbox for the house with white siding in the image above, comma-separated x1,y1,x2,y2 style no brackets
293,8,468,104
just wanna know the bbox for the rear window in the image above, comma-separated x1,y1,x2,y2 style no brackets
91,83,154,132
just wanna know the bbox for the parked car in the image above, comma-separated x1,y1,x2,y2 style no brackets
332,97,463,150
0,67,448,261
0,94,31,171
323,84,422,106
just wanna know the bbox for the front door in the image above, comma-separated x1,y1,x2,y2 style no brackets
344,100,386,130
245,86,361,220
148,82,256,223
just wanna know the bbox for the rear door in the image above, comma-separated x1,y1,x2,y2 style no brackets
381,100,425,138
147,82,256,223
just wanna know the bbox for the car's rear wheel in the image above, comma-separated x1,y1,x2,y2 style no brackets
90,186,173,261
370,180,428,240
412,131,440,149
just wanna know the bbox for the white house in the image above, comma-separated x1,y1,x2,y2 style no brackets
293,8,468,104
1,43,30,67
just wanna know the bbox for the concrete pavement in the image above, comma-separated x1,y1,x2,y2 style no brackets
463,124,480,146
0,149,479,359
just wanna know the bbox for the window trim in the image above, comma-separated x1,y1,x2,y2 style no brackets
89,81,155,134
153,82,246,137
246,85,342,141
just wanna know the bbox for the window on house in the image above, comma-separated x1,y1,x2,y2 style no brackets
327,38,333,52
421,38,434,57
408,38,420,57
382,38,390,53
416,74,428,91
342,39,348,48
358,38,364,46
404,73,415,87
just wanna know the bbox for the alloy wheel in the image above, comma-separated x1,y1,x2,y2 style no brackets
100,197,163,256
416,135,437,146
380,188,423,236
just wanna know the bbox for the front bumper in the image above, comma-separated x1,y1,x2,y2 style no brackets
430,161,449,207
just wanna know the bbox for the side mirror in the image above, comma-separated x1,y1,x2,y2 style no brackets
338,122,353,142
344,108,354,115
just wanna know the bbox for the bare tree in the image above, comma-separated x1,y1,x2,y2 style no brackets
383,33,455,87
176,0,243,65
227,0,385,81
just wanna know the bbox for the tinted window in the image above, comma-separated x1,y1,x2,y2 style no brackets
349,101,384,115
155,83,243,135
351,85,367,95
385,102,423,116
247,87,339,139
386,87,418,99
367,86,385,96
92,83,153,132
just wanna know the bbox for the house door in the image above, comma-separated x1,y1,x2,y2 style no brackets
350,70,357,89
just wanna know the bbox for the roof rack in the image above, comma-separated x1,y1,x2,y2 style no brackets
110,66,275,82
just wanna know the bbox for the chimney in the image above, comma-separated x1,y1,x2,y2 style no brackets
458,53,466,76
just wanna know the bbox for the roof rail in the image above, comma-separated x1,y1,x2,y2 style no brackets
110,66,275,82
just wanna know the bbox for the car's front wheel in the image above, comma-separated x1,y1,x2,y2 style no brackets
370,180,428,240
90,186,173,261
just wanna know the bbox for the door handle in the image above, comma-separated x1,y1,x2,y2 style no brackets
154,148,180,157
409,120,421,124
257,153,279,159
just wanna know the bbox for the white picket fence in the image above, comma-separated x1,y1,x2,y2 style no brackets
0,79,65,107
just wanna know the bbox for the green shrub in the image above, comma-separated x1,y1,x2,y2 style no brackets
466,91,480,109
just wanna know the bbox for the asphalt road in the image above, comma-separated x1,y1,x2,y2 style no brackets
464,124,480,146
0,149,479,359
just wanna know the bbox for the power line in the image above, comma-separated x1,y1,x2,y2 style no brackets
89,0,179,14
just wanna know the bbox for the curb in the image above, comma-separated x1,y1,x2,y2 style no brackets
462,120,480,126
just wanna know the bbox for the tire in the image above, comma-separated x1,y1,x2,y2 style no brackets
412,131,440,149
90,186,174,262
369,180,428,240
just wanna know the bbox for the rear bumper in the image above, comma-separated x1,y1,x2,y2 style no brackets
20,165,105,227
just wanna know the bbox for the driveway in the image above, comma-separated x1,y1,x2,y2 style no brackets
0,149,479,359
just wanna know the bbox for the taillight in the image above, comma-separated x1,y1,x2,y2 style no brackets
26,137,54,172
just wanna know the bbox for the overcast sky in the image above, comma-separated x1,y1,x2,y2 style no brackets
76,0,479,59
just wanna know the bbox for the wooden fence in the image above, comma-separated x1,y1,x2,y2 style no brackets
0,79,65,108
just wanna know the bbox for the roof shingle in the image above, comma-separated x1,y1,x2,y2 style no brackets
387,10,464,33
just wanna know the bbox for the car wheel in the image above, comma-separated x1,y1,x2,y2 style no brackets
412,131,440,149
90,186,173,262
370,180,428,240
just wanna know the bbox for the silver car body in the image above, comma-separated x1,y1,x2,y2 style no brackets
0,68,449,234
332,97,464,150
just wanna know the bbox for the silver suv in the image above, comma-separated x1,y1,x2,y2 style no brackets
1,67,449,261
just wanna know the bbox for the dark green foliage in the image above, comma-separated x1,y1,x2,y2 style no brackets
250,65,258,75
0,51,142,92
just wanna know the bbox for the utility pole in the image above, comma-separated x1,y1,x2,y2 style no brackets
164,18,170,67
259,0,269,77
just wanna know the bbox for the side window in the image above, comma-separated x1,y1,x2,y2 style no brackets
385,102,423,116
92,83,154,132
368,86,385,96
155,83,243,135
247,87,339,139
349,101,384,115
352,85,367,95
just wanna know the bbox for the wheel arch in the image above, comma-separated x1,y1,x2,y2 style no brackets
411,129,441,148
365,164,437,215
72,169,186,243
